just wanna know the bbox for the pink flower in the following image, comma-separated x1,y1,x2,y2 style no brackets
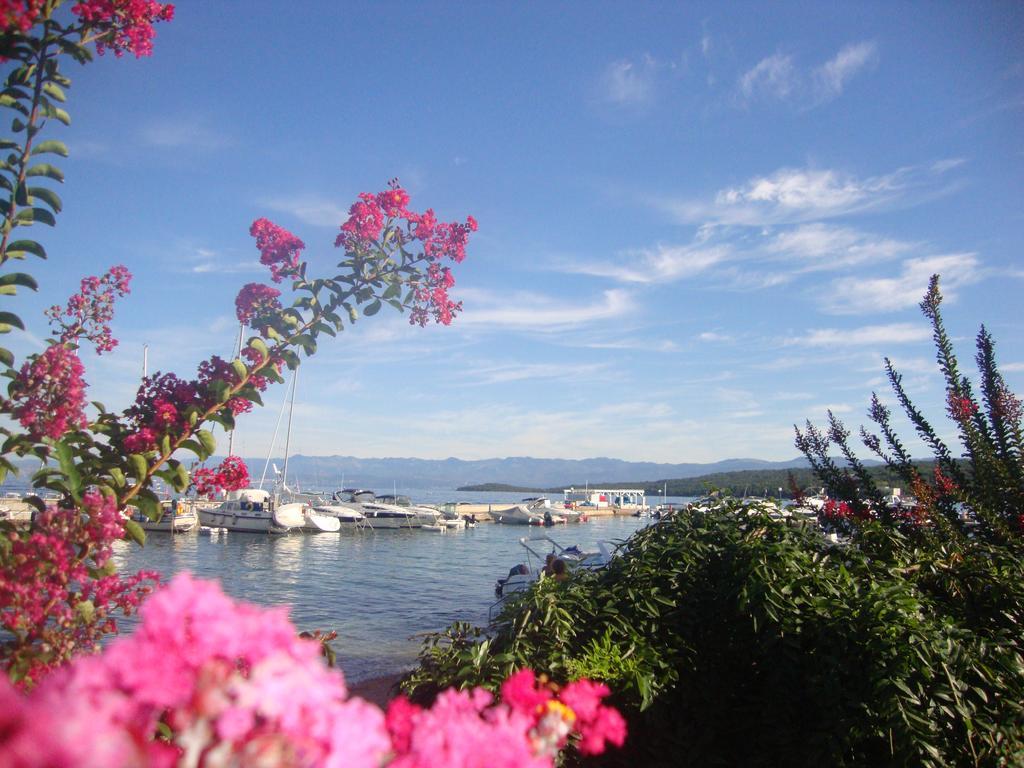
191,456,250,497
559,679,627,755
235,282,282,325
4,344,88,441
1,0,44,33
501,668,553,716
249,217,305,283
45,265,132,354
71,0,175,58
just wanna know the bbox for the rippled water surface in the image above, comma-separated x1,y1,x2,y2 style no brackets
112,499,659,683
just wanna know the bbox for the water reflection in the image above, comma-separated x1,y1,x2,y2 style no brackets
113,515,651,683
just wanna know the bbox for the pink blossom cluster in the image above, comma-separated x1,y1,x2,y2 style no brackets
0,574,389,766
235,282,283,327
71,0,174,57
334,182,476,327
385,669,626,766
3,344,88,441
0,575,625,766
0,0,44,32
0,489,158,684
191,455,250,498
250,217,306,283
122,355,274,453
410,262,460,327
45,265,132,354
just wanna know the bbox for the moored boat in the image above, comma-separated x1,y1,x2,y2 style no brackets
198,488,304,534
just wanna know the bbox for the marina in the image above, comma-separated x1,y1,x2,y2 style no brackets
109,494,658,685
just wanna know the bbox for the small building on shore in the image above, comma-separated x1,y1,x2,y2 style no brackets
562,487,645,510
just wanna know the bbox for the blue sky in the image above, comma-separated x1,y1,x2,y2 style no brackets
7,1,1024,464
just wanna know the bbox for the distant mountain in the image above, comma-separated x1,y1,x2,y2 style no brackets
251,454,815,491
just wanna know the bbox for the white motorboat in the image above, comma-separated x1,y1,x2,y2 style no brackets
490,535,615,620
493,498,566,526
133,499,198,533
198,488,305,534
377,494,445,526
333,489,419,529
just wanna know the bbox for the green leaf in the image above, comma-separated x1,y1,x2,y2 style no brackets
123,517,147,546
28,186,61,213
172,463,189,492
4,239,46,259
0,311,25,331
231,358,247,381
13,207,56,226
0,272,38,291
364,299,382,316
196,429,218,456
0,346,13,366
30,139,68,157
248,337,269,359
129,453,149,481
25,163,63,182
42,82,66,103
54,440,82,497
109,467,125,488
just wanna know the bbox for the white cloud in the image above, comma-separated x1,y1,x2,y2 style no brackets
931,158,967,174
141,118,229,150
665,166,910,227
813,41,878,101
601,55,659,105
458,288,635,331
1002,362,1024,372
738,53,797,101
698,331,732,342
787,323,931,347
462,362,609,386
821,253,980,314
769,223,915,271
567,243,729,283
261,195,349,227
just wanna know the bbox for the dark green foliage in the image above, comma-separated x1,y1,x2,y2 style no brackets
404,501,1024,766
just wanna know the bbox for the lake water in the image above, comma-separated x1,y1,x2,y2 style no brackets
110,492,686,684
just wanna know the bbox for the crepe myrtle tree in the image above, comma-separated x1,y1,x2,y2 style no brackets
0,2,476,682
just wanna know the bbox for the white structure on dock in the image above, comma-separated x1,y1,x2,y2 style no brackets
562,487,645,508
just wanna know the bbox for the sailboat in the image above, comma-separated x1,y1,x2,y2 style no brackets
197,330,307,534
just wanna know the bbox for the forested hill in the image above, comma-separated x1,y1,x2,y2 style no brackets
458,462,934,498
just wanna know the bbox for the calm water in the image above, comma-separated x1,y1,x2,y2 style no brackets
110,492,678,684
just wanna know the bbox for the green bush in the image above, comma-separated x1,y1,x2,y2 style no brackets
404,502,1024,766
404,277,1024,766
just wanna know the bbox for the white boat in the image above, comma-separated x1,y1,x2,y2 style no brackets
377,494,444,526
310,502,367,528
198,488,305,534
133,499,198,533
490,535,615,620
493,498,566,526
302,508,341,532
333,489,419,529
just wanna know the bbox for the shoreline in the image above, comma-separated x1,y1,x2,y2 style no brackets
348,672,406,708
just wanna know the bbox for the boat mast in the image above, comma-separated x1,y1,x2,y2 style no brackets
281,366,297,492
227,323,243,457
